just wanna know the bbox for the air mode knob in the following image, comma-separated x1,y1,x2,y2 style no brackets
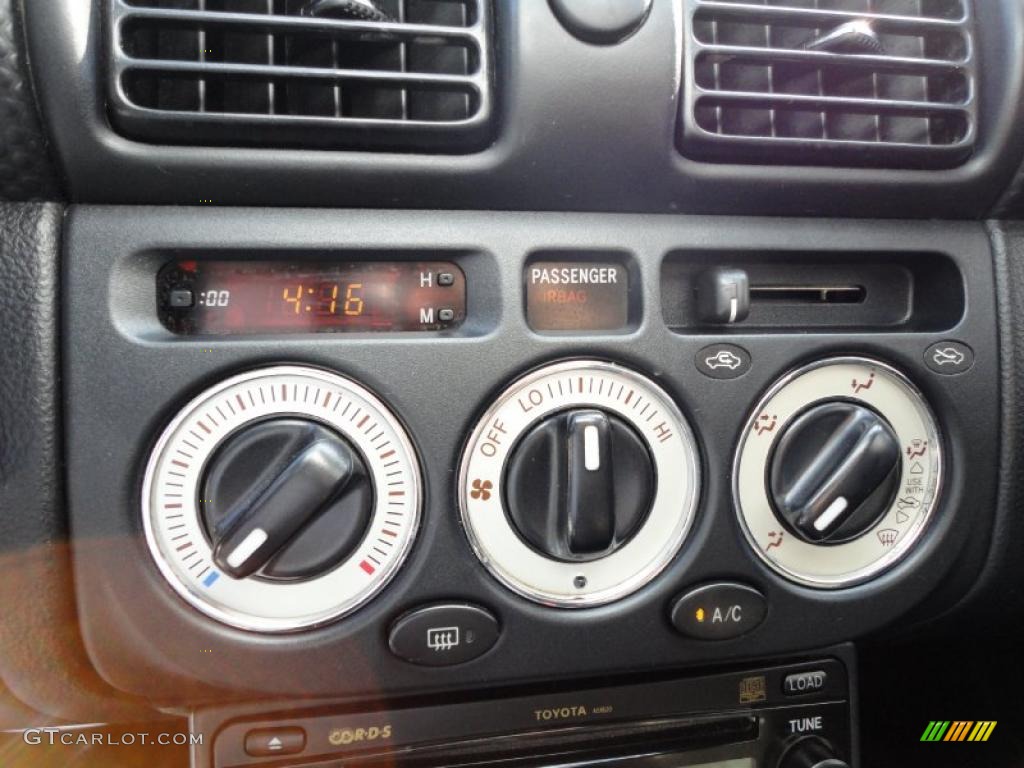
504,409,655,561
769,402,901,544
734,358,942,588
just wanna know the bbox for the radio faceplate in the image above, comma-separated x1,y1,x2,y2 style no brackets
196,652,856,768
64,207,997,707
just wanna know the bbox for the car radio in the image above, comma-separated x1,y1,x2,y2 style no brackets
193,651,856,768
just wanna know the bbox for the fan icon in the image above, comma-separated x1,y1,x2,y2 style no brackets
470,479,493,501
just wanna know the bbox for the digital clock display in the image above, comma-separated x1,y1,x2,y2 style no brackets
158,260,466,335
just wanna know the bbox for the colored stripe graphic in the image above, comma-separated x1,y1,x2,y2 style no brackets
921,721,950,742
921,721,996,742
969,722,998,742
945,721,972,741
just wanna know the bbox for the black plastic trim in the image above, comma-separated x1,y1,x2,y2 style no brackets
22,0,1024,217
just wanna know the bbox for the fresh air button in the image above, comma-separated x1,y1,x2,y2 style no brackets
783,670,828,696
670,583,767,641
244,727,306,757
388,603,500,667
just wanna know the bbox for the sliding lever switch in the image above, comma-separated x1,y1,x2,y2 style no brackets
696,268,750,325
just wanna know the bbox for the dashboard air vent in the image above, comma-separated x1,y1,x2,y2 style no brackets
108,0,493,152
680,0,977,168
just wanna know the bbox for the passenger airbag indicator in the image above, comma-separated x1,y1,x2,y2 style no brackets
526,262,629,332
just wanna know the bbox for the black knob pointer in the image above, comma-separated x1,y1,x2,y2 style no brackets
201,419,373,580
504,409,655,561
770,402,901,544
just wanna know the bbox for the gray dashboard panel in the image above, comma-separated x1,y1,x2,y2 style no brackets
64,207,999,704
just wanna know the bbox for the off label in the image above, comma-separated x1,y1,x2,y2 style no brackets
478,417,509,458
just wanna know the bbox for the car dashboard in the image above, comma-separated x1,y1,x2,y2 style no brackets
1,1,1024,767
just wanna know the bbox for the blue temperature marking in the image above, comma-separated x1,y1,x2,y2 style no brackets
202,572,220,588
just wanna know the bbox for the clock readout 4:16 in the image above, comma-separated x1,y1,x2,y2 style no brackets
197,283,366,316
281,282,366,317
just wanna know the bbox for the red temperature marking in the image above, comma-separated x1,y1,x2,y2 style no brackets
359,560,376,575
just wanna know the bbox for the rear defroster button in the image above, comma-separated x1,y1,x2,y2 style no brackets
389,603,500,666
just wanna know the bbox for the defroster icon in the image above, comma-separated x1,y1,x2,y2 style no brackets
426,626,461,652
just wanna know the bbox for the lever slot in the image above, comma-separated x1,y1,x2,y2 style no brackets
750,285,866,305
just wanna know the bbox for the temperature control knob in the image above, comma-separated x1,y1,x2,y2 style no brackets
770,402,901,544
505,409,654,561
460,360,700,607
142,366,421,632
201,419,373,580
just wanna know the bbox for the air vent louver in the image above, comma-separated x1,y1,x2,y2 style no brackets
680,0,977,168
108,0,493,152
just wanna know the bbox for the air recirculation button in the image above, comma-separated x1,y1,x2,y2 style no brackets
504,409,654,561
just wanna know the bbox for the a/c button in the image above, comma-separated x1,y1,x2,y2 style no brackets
670,583,767,641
